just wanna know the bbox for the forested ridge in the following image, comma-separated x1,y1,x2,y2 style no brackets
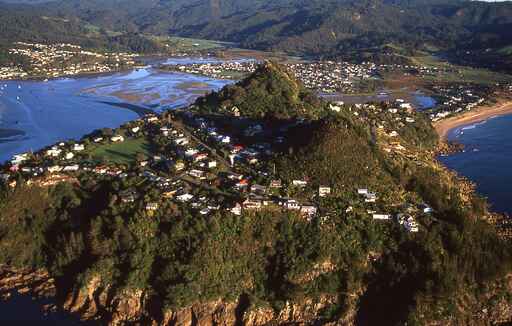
1,0,512,67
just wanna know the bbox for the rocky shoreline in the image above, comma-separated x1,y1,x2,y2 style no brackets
0,268,343,325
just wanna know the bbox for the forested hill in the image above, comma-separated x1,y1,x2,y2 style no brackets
1,0,511,67
195,61,328,120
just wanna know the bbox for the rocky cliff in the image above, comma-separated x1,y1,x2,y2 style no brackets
62,275,340,325
2,266,512,325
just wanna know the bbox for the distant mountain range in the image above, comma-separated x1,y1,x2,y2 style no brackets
0,0,511,69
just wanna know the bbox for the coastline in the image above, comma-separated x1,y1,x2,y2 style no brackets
434,99,512,140
0,65,145,83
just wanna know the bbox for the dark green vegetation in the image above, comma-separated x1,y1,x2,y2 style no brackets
196,61,327,119
1,63,512,324
0,5,163,60
1,0,512,71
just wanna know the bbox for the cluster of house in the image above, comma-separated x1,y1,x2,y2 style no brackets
165,59,378,93
1,97,436,233
1,42,138,79
0,66,28,79
377,63,458,79
287,61,378,93
230,180,319,219
356,188,426,233
332,99,419,156
429,84,489,121
166,60,258,79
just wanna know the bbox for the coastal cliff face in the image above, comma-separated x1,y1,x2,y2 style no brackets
0,265,56,300
2,267,512,325
62,275,340,325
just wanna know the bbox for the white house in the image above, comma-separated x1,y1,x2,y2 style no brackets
177,193,194,202
146,202,159,211
292,180,308,187
230,203,242,216
46,148,62,157
319,186,331,197
111,135,125,142
73,144,85,151
47,165,63,173
174,137,189,146
63,165,79,172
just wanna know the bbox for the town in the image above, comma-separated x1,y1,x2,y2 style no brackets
0,42,139,79
163,59,379,94
0,92,445,237
162,58,511,122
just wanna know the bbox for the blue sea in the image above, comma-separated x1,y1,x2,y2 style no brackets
439,114,512,215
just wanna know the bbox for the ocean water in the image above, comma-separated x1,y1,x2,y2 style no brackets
0,67,232,163
439,114,512,215
0,293,91,325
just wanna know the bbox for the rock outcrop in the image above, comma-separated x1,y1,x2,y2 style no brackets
0,264,55,300
2,267,512,326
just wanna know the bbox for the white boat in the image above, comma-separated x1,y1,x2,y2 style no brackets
18,85,21,89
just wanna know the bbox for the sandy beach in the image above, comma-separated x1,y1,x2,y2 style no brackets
434,99,512,140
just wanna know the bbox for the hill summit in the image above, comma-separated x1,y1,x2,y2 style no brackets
195,61,327,119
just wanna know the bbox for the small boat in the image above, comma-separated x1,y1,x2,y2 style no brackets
16,96,20,101
18,85,21,89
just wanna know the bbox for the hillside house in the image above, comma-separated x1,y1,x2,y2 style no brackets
230,203,242,215
146,203,159,211
270,180,282,188
177,193,194,202
292,180,308,188
300,205,318,217
243,198,262,210
319,186,331,197
46,148,62,157
111,135,125,142
73,144,85,151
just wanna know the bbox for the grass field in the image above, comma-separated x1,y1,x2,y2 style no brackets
151,36,231,52
91,137,152,165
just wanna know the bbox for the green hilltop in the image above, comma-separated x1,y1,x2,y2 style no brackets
196,61,327,120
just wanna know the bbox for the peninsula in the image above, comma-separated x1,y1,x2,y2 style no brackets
0,62,511,325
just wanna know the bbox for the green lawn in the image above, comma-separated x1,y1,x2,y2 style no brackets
91,137,152,165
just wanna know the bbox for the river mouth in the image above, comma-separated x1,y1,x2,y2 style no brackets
0,65,234,163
